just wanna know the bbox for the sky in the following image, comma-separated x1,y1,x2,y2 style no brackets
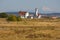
0,0,60,13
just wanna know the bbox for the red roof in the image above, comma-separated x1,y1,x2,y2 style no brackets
19,11,27,16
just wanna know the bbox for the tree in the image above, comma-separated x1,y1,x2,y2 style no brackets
0,13,8,18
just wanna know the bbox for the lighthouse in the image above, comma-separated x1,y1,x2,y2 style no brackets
35,8,38,16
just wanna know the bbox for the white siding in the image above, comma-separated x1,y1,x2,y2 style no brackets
25,12,29,18
35,8,38,16
21,16,25,18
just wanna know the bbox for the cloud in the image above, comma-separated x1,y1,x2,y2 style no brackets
42,6,53,11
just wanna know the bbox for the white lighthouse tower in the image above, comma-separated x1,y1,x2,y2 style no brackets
35,8,38,16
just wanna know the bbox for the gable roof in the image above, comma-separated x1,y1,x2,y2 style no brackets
19,11,27,16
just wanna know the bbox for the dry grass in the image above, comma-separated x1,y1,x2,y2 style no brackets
0,18,60,40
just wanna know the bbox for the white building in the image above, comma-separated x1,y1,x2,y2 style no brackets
35,8,41,18
25,12,29,18
35,8,39,16
19,11,29,18
18,8,41,19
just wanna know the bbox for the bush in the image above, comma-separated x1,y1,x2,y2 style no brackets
17,16,22,21
7,15,21,21
7,15,17,21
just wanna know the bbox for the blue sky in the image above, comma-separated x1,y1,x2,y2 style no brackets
0,0,60,13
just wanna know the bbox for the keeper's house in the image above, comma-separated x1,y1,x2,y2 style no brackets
19,11,29,18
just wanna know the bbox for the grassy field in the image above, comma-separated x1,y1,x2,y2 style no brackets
0,18,60,40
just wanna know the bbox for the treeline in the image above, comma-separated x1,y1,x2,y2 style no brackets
0,12,21,21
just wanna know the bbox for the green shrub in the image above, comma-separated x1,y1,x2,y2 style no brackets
7,15,17,21
7,15,21,21
17,16,22,21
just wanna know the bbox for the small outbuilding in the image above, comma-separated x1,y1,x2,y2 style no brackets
51,16,58,19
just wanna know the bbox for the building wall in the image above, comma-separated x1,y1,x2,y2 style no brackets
25,12,29,18
35,8,38,16
20,16,25,18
